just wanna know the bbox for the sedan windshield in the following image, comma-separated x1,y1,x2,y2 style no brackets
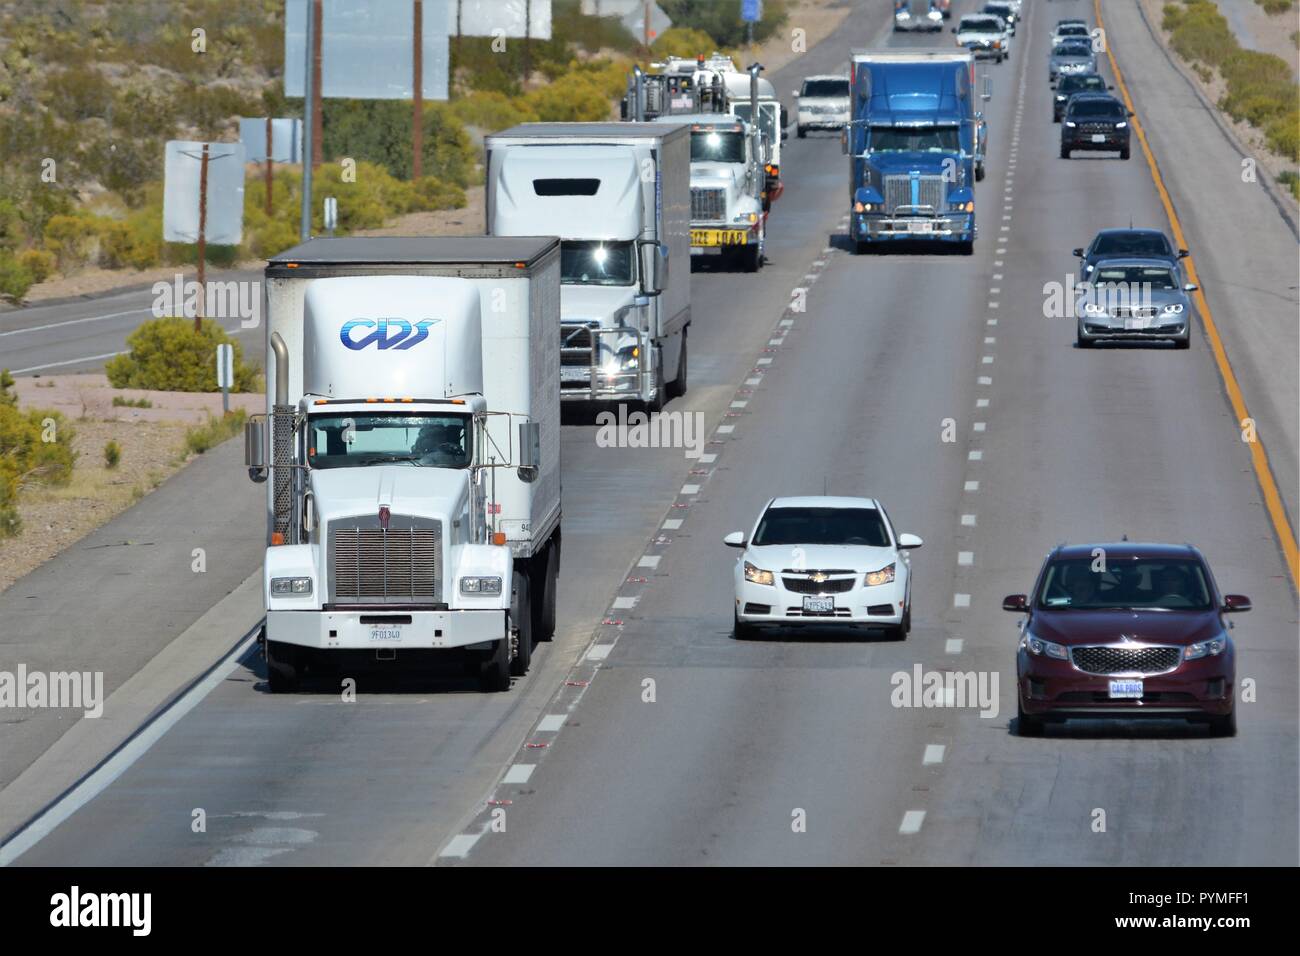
308,413,472,469
1093,232,1172,257
560,240,636,286
1037,558,1213,611
961,17,1001,33
1054,43,1092,57
869,126,961,152
1057,25,1089,38
1059,76,1106,95
691,130,745,163
1093,265,1177,289
753,507,891,547
801,79,848,98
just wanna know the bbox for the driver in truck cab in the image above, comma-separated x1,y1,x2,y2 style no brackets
413,421,469,467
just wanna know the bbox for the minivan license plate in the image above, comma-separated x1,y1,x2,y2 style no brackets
803,596,834,614
1108,679,1143,699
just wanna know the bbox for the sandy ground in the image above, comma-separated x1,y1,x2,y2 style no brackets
0,375,260,592
1141,0,1300,207
746,0,854,74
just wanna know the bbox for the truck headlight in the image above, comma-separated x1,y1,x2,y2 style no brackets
1185,634,1227,660
744,561,774,586
460,576,503,595
601,344,640,375
1021,632,1069,660
864,563,895,587
270,576,313,595
733,211,759,224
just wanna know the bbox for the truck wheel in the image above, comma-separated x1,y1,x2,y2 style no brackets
797,126,806,139
265,640,300,693
479,633,510,692
975,163,985,182
667,331,688,399
510,569,533,676
540,539,559,641
853,239,869,255
956,240,974,255
1060,145,1071,160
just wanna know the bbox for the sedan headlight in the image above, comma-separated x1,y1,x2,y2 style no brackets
1083,302,1108,315
864,563,896,587
1022,632,1069,660
1185,634,1228,660
460,575,502,595
1161,303,1184,315
1115,121,1128,129
271,576,313,595
744,561,775,586
1065,121,1077,128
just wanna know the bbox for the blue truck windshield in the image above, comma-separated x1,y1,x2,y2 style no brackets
869,127,961,152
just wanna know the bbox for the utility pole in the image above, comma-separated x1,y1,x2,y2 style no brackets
196,143,209,331
413,0,423,179
300,0,316,242
311,0,323,169
265,117,274,216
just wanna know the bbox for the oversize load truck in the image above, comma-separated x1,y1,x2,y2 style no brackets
248,237,562,692
845,51,989,255
485,123,690,410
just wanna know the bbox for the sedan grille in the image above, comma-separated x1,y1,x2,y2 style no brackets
782,576,855,594
1070,645,1181,675
882,174,945,215
691,187,726,222
330,516,442,604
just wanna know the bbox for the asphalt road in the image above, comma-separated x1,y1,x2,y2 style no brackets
7,0,1297,866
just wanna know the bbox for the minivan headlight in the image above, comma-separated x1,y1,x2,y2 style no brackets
1022,632,1069,660
1185,634,1227,660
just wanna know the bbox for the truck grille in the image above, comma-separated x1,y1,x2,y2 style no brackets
329,516,442,604
782,576,856,594
691,186,726,222
560,323,596,391
882,174,945,215
1070,645,1181,675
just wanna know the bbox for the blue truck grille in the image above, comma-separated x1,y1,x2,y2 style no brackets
883,174,946,215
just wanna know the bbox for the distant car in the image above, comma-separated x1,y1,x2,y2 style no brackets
1007,542,1247,736
1074,228,1189,281
934,0,953,19
1060,93,1132,158
794,75,850,137
954,13,1012,61
1051,22,1091,45
1049,40,1097,82
983,2,1018,34
725,496,922,640
1075,258,1197,348
894,0,944,32
1053,73,1111,121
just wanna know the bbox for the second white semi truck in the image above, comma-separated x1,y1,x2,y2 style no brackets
247,237,562,693
485,122,691,411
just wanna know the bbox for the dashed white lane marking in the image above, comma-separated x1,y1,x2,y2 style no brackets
730,400,748,409
756,357,772,365
945,638,964,654
984,336,996,344
964,480,979,491
537,714,567,732
699,453,717,464
662,518,683,530
993,260,1004,268
954,593,971,607
978,376,992,385
899,810,926,835
989,287,1001,294
982,355,994,364
767,339,783,346
439,833,482,859
968,450,982,461
992,273,1003,280
638,555,662,569
718,424,735,433
987,318,998,325
976,398,989,408
502,764,536,785
585,644,612,662
923,745,946,766
961,514,976,526
612,595,639,609
987,301,999,309
681,484,700,495
973,422,986,432
779,318,794,327
958,551,974,566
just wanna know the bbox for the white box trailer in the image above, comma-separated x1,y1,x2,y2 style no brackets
255,236,562,690
484,122,691,410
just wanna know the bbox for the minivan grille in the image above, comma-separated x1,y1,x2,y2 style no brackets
1070,645,1181,675
882,174,945,215
329,517,441,604
691,186,726,221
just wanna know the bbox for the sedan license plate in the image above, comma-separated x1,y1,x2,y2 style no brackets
1108,679,1143,699
907,220,934,234
1124,317,1145,331
370,627,403,642
691,229,746,247
1091,134,1107,143
802,595,834,614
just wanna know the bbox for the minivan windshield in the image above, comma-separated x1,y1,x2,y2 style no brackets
1037,558,1213,611
753,507,891,547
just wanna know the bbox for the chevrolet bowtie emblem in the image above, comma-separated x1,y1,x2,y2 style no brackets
811,572,828,583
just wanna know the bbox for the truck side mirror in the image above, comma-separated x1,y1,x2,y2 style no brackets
517,421,540,483
638,239,665,296
840,128,849,155
982,75,992,101
244,417,268,483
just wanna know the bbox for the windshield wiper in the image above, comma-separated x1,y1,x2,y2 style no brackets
357,455,423,466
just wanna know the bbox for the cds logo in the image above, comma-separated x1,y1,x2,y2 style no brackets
340,318,439,350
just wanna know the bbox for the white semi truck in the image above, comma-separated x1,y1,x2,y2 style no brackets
246,237,562,693
679,110,768,271
485,123,690,410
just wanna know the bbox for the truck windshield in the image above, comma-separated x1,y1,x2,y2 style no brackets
307,412,472,469
801,79,848,98
560,240,636,286
732,103,777,151
691,130,745,164
868,126,961,152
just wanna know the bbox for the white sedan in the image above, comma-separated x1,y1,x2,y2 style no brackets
724,496,922,640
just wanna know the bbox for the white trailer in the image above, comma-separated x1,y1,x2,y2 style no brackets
250,236,562,691
485,122,691,411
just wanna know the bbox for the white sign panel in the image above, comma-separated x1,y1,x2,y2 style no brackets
239,118,303,163
456,0,551,39
162,141,246,246
216,344,234,389
621,1,671,42
284,0,450,101
580,0,638,15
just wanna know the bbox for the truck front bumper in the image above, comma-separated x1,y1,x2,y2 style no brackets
853,213,974,242
268,608,507,651
690,223,758,255
560,325,654,402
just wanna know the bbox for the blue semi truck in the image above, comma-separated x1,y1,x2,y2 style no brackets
844,51,989,255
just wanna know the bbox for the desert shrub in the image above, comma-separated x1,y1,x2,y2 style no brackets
524,73,614,121
43,64,112,121
651,27,719,59
321,99,477,185
104,439,121,469
1266,111,1300,162
42,213,102,272
0,371,76,537
184,409,247,455
105,317,259,393
1256,0,1295,15
450,90,539,131
0,250,34,301
658,0,787,47
17,248,55,284
1164,0,1234,67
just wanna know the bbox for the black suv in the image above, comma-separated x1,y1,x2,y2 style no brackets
1060,93,1132,159
1053,73,1111,122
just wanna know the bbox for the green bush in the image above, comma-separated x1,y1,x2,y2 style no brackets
0,372,76,538
0,250,34,301
321,99,477,185
184,409,247,456
651,27,719,59
1278,170,1300,199
42,213,102,272
1256,0,1296,15
658,0,787,47
17,248,55,284
1266,111,1300,162
104,439,121,469
524,73,615,121
450,90,540,131
105,317,259,393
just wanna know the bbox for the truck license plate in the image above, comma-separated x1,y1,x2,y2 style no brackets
691,229,746,246
1091,134,1107,143
803,596,834,614
370,627,403,642
1108,679,1143,699
907,220,934,234
560,366,590,383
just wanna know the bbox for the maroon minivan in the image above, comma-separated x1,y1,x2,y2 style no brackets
1004,543,1248,737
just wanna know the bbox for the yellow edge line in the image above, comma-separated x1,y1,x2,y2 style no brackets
1095,0,1299,589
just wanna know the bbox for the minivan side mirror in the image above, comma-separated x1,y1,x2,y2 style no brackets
1222,594,1252,613
1002,594,1028,612
1178,248,1190,257
723,531,746,548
